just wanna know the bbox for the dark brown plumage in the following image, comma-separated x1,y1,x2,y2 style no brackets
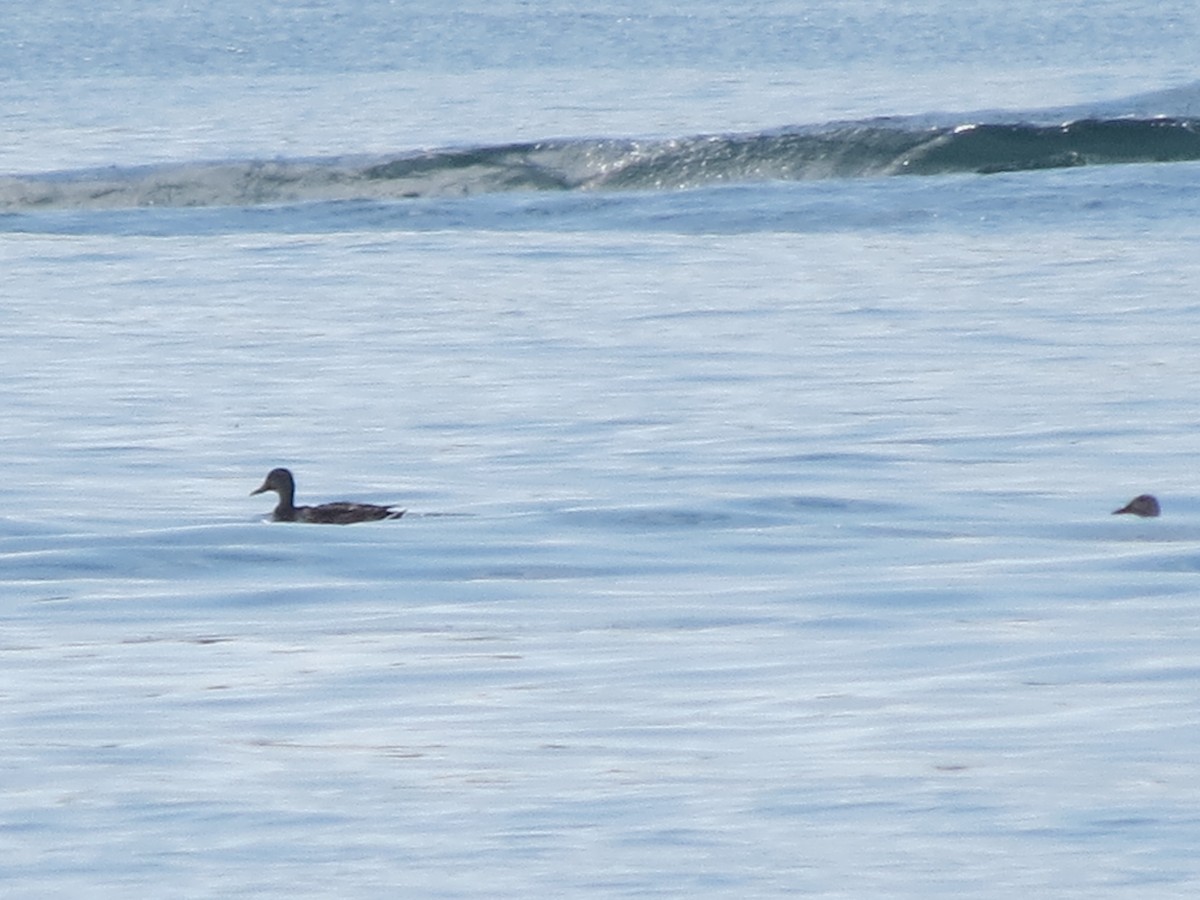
251,468,404,524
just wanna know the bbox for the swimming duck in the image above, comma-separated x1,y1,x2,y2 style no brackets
251,467,405,524
1112,494,1160,518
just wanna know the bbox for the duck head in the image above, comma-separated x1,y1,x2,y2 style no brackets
251,467,296,499
1112,494,1160,518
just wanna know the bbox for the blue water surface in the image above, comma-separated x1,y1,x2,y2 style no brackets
5,2,1200,898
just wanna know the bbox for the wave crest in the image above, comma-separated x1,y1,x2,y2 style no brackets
5,95,1200,213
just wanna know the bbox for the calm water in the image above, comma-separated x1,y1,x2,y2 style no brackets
5,2,1200,897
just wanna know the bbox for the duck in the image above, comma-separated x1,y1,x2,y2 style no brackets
1112,494,1160,518
251,467,405,524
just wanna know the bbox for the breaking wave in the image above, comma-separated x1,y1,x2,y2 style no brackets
5,84,1200,213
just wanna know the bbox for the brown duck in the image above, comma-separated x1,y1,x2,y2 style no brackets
252,468,405,524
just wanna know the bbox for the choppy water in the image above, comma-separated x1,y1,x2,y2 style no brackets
6,2,1200,897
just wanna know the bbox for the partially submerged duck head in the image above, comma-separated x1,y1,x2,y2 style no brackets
251,467,404,524
1112,494,1160,518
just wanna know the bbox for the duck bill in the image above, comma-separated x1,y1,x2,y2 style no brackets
251,482,270,496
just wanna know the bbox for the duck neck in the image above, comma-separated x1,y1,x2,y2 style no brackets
273,486,298,522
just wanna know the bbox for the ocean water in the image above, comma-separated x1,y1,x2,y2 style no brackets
6,2,1200,897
